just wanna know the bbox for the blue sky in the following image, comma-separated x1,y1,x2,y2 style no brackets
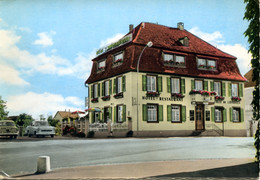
0,0,251,119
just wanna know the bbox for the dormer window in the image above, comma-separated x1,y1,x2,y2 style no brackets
197,58,216,70
179,37,189,47
113,52,124,66
163,53,186,67
97,59,106,71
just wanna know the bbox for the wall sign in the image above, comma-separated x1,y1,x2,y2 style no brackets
142,96,183,101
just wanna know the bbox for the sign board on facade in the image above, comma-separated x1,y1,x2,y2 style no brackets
96,33,133,56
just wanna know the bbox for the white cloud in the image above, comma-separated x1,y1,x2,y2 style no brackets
189,27,251,75
100,33,124,47
6,92,84,119
0,64,29,86
33,31,56,47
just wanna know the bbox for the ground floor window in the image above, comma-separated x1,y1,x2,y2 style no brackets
171,105,181,122
211,107,227,123
148,104,158,122
231,107,242,122
117,105,123,123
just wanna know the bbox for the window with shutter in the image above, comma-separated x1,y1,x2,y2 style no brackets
171,106,180,122
147,104,158,122
171,78,180,93
231,83,238,97
214,82,221,96
195,80,203,91
117,105,123,123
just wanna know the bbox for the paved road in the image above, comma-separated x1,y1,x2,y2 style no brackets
0,137,255,175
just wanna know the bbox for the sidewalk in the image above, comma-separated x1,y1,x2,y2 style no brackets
10,158,258,179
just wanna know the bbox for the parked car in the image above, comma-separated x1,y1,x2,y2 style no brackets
0,120,19,139
26,121,55,138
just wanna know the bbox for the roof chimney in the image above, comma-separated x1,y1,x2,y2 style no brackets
177,22,184,30
129,24,134,32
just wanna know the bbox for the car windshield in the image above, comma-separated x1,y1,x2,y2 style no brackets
0,121,15,126
34,121,48,126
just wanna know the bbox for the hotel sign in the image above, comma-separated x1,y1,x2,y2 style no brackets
96,33,132,56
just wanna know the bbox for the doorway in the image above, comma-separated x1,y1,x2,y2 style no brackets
195,104,205,131
104,107,109,123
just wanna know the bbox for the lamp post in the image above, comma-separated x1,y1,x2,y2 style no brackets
136,41,153,137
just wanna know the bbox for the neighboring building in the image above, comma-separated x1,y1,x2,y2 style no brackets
244,69,258,136
85,22,246,137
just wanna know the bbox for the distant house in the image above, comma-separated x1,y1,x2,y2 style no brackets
244,69,258,136
85,22,246,137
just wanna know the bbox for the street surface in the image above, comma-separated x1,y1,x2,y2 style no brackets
0,137,255,175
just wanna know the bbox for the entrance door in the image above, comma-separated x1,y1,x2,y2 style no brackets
195,104,205,131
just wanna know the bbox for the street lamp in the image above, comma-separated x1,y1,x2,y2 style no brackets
136,41,153,136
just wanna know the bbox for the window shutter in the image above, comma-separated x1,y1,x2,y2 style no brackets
114,106,117,123
191,80,195,90
167,105,172,121
158,76,162,92
228,83,232,97
222,82,226,97
142,104,147,121
167,77,171,93
91,85,93,98
223,108,227,122
204,81,208,91
102,82,104,96
210,81,214,91
142,75,147,91
109,80,112,95
181,79,185,95
122,76,126,92
109,107,112,121
98,83,100,97
211,107,215,122
240,108,244,122
229,107,233,122
113,79,116,94
182,106,186,122
159,105,163,122
123,105,126,122
239,84,243,97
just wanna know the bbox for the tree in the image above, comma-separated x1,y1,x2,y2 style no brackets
47,115,59,127
16,113,33,127
0,96,8,120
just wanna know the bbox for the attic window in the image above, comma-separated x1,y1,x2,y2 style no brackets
97,59,106,71
197,58,216,70
113,52,124,66
179,37,189,47
163,53,185,67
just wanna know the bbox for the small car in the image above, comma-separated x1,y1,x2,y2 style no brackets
0,120,19,139
26,121,55,138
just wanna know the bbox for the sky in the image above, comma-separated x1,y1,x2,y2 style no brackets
0,0,251,119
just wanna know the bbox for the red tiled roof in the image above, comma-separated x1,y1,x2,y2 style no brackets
86,22,245,84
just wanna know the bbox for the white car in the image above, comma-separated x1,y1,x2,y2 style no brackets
26,121,55,138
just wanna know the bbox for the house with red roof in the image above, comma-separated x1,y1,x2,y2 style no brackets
85,22,246,137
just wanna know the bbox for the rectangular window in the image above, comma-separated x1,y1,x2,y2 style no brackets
117,77,122,93
232,83,238,97
176,55,185,64
147,104,158,122
93,84,98,98
195,80,203,91
208,60,216,69
214,82,221,96
198,58,206,68
114,52,123,64
97,59,106,70
164,53,185,67
197,58,216,70
117,105,123,123
232,108,240,122
171,78,180,93
147,75,157,92
215,108,222,122
164,54,173,61
171,105,181,122
104,81,109,96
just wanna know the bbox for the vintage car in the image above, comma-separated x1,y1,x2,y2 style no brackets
0,120,19,139
26,121,55,138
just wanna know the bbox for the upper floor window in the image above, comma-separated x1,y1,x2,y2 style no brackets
163,53,185,67
113,52,123,65
147,75,157,92
232,83,238,97
195,80,203,91
117,77,122,93
93,84,98,98
214,82,221,96
197,58,216,70
171,78,180,93
97,59,106,71
104,80,109,96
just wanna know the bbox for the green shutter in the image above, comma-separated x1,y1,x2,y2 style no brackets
167,105,172,121
204,81,208,91
158,76,162,92
167,77,171,93
123,105,126,122
239,84,243,97
102,82,104,96
223,108,227,122
91,85,93,98
181,79,185,95
114,106,117,123
210,81,214,91
159,105,163,122
240,108,244,122
182,106,186,122
109,107,112,121
191,80,195,90
109,80,112,95
229,107,233,122
228,83,232,97
122,76,126,92
142,75,147,91
211,107,215,122
113,79,116,94
142,104,147,121
222,82,226,97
